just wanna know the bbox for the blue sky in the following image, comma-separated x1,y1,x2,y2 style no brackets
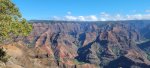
13,0,150,21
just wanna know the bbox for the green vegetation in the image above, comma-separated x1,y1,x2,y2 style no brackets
0,0,32,43
73,59,85,65
100,58,110,67
112,47,120,55
0,0,32,63
147,53,150,61
54,57,86,65
26,42,35,48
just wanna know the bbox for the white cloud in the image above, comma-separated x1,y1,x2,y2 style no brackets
64,15,98,21
78,16,85,21
65,16,77,20
51,11,150,21
88,15,98,21
100,18,106,21
125,14,150,20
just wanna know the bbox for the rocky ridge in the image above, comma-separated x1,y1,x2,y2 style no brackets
1,20,150,68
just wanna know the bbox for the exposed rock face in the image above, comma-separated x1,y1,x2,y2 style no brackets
105,56,150,68
23,20,150,68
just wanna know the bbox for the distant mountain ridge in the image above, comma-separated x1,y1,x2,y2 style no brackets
29,20,150,23
23,20,150,68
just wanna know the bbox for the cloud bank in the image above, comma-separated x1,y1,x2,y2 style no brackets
52,11,150,21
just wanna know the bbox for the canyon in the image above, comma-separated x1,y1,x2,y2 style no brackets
1,20,150,68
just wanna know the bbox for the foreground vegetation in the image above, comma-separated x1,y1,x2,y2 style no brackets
0,0,32,43
0,0,32,62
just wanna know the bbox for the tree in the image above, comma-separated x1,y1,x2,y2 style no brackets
0,0,32,43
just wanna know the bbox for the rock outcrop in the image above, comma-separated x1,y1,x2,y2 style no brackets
2,20,150,68
24,20,150,68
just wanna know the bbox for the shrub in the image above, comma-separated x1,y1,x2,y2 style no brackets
73,59,85,65
0,48,9,63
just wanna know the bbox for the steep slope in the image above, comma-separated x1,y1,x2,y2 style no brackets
23,20,150,68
